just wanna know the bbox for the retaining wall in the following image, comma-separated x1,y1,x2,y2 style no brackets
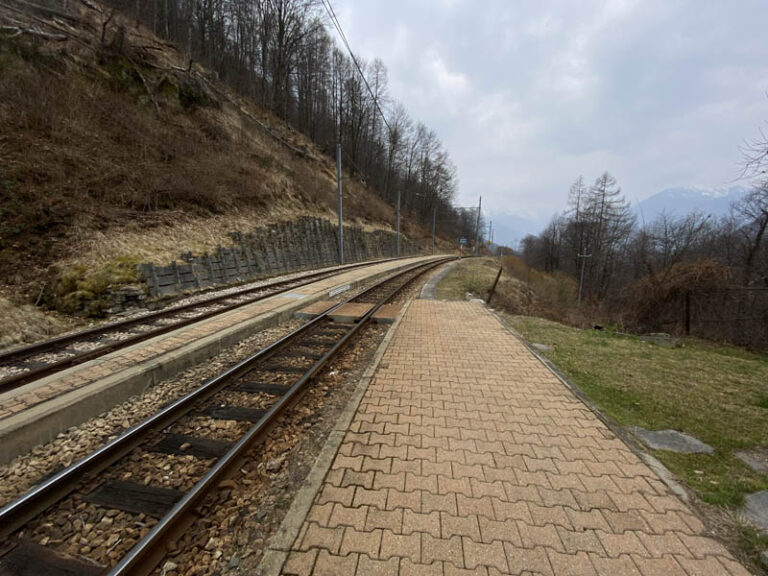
139,217,420,297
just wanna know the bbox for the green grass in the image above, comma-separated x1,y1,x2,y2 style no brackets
53,255,143,315
506,315,768,508
739,525,768,569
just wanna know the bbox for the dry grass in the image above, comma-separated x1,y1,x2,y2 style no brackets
0,295,80,349
434,256,577,320
0,15,436,315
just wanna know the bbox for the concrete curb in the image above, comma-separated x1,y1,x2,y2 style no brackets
255,301,412,576
0,258,434,464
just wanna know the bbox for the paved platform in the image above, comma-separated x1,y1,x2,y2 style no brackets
0,256,441,464
277,301,750,576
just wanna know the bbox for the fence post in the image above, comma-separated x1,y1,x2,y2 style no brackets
487,266,503,304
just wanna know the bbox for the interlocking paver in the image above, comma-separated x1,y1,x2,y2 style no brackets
328,504,368,530
380,530,420,562
403,509,441,537
589,553,642,576
279,301,749,575
283,550,317,576
312,549,358,576
339,526,382,556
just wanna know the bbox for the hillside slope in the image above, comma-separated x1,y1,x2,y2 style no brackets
0,0,435,314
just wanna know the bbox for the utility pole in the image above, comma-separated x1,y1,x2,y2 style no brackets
431,207,436,254
396,188,401,257
489,220,493,246
473,196,482,255
577,253,592,308
337,143,344,265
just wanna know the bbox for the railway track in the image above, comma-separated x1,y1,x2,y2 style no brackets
0,257,451,576
0,257,401,394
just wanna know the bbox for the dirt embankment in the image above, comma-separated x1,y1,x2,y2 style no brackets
0,0,445,331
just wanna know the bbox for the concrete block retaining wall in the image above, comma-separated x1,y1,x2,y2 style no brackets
139,216,420,297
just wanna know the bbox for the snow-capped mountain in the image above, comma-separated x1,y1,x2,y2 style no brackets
633,185,750,221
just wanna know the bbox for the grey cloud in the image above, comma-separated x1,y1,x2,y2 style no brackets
336,0,768,243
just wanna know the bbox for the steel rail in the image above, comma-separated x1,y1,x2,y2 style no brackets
0,257,403,393
108,257,451,576
0,257,449,540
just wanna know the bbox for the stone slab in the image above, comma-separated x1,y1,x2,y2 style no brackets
630,427,714,454
371,303,402,324
735,449,768,474
744,490,768,531
293,300,336,319
326,303,374,323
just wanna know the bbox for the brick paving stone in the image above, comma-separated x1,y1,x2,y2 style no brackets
588,553,642,576
631,555,688,576
423,533,464,566
353,487,388,509
366,507,403,533
328,504,368,530
355,554,399,576
283,550,317,576
502,544,554,575
312,549,358,576
546,550,598,576
675,555,737,576
387,488,422,512
403,509,441,537
442,512,481,540
445,564,489,576
339,527,382,556
425,492,460,515
299,523,343,553
380,530,420,562
399,558,444,576
279,301,750,575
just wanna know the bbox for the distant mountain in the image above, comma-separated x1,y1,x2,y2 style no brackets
633,185,750,222
488,213,544,248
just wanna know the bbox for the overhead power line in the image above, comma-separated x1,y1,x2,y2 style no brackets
320,0,392,134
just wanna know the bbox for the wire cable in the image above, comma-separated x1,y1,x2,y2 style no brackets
320,0,392,134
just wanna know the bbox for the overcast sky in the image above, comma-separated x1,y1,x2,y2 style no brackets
333,0,768,243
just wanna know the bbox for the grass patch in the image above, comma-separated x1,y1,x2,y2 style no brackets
435,257,578,322
506,315,768,508
738,525,768,569
53,256,143,315
435,257,499,300
434,257,535,315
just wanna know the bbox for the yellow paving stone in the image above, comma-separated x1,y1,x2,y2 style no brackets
312,549,358,576
403,509,441,537
328,504,368,531
283,549,317,576
355,554,399,576
340,527,382,557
